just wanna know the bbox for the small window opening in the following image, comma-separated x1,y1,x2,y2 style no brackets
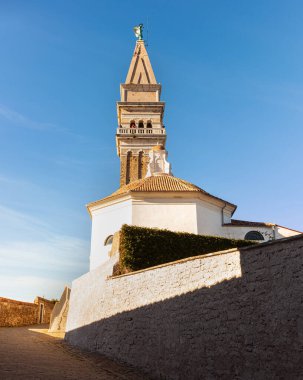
104,235,114,246
244,231,264,241
130,120,136,128
138,120,144,128
146,120,152,128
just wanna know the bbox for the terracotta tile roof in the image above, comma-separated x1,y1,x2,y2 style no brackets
224,219,303,233
224,219,274,227
111,175,206,195
88,174,237,209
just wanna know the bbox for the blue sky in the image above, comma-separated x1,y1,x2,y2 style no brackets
0,0,302,301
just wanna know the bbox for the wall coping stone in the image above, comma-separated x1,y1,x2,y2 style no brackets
110,233,303,280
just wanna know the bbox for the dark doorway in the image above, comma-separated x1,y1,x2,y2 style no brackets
39,304,44,323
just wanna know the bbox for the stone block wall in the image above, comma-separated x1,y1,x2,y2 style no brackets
0,297,55,327
0,298,38,327
142,154,149,178
120,155,127,187
66,234,303,379
120,152,149,187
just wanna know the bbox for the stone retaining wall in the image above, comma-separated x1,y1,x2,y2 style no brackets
66,234,303,379
0,297,55,327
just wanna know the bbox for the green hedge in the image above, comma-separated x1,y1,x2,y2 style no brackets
118,224,256,274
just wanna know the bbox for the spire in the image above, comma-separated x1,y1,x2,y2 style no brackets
116,31,166,187
125,40,157,85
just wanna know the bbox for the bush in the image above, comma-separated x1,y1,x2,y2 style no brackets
118,224,256,273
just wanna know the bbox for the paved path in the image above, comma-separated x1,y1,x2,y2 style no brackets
0,325,148,379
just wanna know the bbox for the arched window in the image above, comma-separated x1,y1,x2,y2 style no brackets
138,151,144,179
138,120,144,128
146,120,152,128
244,231,264,241
104,235,113,246
130,120,136,128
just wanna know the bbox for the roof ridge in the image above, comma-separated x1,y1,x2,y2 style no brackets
114,174,211,195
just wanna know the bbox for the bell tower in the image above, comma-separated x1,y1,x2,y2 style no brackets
116,35,166,186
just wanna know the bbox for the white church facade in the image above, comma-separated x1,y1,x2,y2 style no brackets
86,37,300,271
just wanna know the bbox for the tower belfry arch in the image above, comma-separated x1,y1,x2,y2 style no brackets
116,38,166,186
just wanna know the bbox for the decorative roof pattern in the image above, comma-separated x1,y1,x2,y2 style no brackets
87,174,237,210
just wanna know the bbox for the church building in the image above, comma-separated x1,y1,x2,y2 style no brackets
87,31,300,271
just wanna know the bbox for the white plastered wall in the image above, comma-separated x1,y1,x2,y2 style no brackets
89,199,132,271
88,194,301,272
275,226,300,239
222,226,274,241
196,200,225,236
132,197,198,233
223,225,300,241
89,194,234,272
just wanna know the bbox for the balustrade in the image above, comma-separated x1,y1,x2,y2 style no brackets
117,127,166,135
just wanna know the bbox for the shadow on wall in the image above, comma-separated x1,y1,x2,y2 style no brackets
66,237,303,380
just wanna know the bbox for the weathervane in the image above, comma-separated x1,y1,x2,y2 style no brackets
133,24,143,40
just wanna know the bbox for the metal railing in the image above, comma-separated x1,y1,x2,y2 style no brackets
117,127,166,135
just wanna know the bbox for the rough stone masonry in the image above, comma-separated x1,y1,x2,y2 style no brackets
0,297,55,327
66,234,303,380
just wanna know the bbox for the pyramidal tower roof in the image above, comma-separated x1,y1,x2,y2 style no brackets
125,40,157,85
